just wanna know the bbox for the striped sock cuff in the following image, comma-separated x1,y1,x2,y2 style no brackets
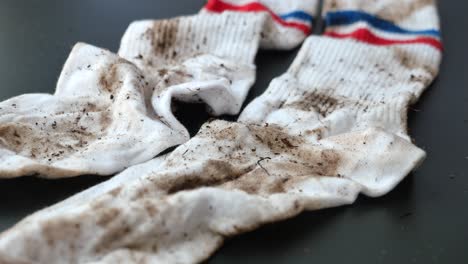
322,0,442,51
202,0,319,50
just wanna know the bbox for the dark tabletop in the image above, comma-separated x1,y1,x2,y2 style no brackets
0,1,467,263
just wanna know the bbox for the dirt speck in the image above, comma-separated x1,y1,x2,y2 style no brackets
285,90,343,117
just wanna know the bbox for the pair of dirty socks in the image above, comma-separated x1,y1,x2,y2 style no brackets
0,0,442,263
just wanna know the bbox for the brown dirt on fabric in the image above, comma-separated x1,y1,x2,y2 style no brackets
376,0,434,23
98,60,130,95
41,219,82,247
0,104,111,162
152,123,343,197
93,221,133,253
394,48,417,69
158,160,254,195
153,67,195,95
284,90,345,117
96,208,122,227
147,18,180,57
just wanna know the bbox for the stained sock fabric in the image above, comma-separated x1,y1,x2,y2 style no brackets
0,2,321,179
0,123,424,263
0,12,266,178
241,0,442,141
118,12,266,119
0,44,178,178
201,0,319,50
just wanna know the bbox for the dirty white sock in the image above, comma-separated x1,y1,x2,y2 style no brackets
119,11,266,135
322,0,442,51
241,0,442,141
201,0,319,49
0,43,185,178
0,119,425,263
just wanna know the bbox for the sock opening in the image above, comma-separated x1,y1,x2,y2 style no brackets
172,100,212,137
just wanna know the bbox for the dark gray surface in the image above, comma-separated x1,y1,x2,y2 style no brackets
0,1,467,263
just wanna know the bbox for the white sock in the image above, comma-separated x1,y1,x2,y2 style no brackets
0,0,442,262
242,0,442,141
0,120,426,263
0,44,183,178
201,0,320,49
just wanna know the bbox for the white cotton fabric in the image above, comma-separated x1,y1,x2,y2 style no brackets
0,12,265,178
240,36,442,141
0,43,182,178
0,120,425,264
0,27,441,264
118,12,265,130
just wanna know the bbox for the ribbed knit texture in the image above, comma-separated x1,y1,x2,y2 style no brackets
241,0,442,140
118,12,266,138
201,0,319,50
119,12,265,66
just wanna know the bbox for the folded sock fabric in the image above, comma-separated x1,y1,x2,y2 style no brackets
0,1,321,179
0,0,442,262
0,124,426,263
0,12,267,178
201,0,320,50
0,44,180,178
118,12,266,133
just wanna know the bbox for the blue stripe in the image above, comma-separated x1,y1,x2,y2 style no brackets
326,10,440,37
280,11,314,24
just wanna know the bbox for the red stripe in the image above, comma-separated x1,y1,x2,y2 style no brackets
204,0,311,35
325,28,443,51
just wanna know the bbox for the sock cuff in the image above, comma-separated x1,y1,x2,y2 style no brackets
201,0,319,50
322,0,442,52
289,36,440,100
277,35,441,135
119,12,265,67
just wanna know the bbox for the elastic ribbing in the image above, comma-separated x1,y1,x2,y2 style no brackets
119,12,265,66
177,12,261,63
289,36,441,103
